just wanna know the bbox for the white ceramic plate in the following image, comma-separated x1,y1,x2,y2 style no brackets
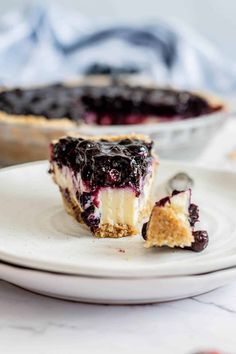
0,161,236,280
1,261,236,304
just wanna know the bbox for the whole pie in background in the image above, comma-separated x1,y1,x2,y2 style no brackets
0,77,224,165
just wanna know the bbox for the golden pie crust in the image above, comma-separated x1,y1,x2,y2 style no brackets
144,204,194,248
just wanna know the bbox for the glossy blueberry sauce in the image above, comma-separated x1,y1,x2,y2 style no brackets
52,136,153,195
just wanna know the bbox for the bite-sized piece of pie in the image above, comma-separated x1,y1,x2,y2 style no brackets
142,189,208,252
50,134,158,238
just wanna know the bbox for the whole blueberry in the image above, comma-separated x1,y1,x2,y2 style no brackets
81,206,100,227
127,144,148,156
78,140,97,150
79,192,91,209
107,169,121,183
189,203,199,227
189,230,209,252
118,139,132,145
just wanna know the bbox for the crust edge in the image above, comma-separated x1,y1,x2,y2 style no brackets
144,205,194,248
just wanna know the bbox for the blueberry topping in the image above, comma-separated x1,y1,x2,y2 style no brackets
0,83,221,125
171,189,184,196
107,169,121,183
118,138,132,145
155,196,170,207
52,137,79,168
127,144,148,156
78,140,96,149
188,230,209,252
81,166,93,181
155,189,186,207
52,137,153,195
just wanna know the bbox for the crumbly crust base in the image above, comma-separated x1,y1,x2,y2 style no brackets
61,191,84,224
94,223,138,238
0,112,76,165
0,110,75,127
145,205,194,248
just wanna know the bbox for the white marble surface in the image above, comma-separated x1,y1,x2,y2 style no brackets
0,119,236,354
0,279,236,354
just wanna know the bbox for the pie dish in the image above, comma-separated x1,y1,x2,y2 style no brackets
142,189,208,251
0,78,226,165
50,133,157,237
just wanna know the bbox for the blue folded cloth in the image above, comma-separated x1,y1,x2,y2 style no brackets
0,3,236,93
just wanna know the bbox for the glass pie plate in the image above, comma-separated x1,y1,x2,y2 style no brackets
0,77,228,165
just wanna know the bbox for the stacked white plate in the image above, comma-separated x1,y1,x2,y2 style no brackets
0,161,236,304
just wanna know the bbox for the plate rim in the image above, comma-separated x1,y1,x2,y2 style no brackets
1,260,236,304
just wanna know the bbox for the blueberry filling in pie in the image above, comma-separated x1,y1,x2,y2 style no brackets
0,83,223,125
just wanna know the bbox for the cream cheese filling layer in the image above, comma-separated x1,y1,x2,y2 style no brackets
169,191,191,231
52,162,154,227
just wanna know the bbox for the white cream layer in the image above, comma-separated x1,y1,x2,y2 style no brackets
170,190,192,231
52,163,154,227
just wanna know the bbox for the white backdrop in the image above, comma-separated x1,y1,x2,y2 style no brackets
1,0,236,60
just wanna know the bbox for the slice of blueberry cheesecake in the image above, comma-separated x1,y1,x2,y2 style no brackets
142,189,208,252
50,134,158,238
